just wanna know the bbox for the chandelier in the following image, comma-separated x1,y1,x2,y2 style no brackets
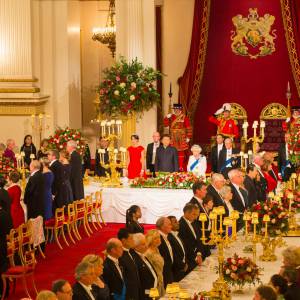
92,0,116,57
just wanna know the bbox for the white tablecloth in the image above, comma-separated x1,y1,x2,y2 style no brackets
175,235,300,299
84,183,193,224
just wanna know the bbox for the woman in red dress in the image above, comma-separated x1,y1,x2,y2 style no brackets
126,134,145,179
7,171,24,228
261,160,277,193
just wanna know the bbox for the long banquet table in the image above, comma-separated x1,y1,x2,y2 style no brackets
84,182,193,224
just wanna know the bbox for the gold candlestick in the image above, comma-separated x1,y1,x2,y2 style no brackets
242,120,265,154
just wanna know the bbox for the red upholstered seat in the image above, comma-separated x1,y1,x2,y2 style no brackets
77,212,85,218
5,265,34,275
45,219,64,227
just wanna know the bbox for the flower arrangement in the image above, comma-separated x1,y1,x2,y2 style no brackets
250,199,289,236
288,121,300,166
221,253,262,289
130,172,205,189
97,57,162,117
0,156,15,179
47,127,86,154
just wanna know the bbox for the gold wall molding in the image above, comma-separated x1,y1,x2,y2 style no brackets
230,102,248,120
0,87,40,93
260,102,288,120
0,78,38,82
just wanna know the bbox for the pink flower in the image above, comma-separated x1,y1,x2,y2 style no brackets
116,76,121,81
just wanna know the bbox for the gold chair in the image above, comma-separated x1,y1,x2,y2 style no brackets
85,195,98,232
64,203,79,244
74,200,91,238
94,190,106,227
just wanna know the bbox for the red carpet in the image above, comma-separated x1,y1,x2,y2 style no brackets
9,223,154,300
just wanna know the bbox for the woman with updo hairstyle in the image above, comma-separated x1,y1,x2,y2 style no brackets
126,134,146,179
125,205,144,233
20,134,37,167
280,246,300,286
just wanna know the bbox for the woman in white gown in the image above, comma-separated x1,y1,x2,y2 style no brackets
187,144,207,177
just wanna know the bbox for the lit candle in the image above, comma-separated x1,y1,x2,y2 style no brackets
242,121,248,138
30,154,35,161
263,214,270,238
244,153,248,168
252,121,258,137
199,213,207,242
240,152,244,169
110,120,116,134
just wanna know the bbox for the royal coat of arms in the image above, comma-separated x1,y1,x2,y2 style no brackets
231,8,277,59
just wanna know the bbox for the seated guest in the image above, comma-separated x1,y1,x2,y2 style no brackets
253,154,267,201
218,137,240,178
282,267,300,300
0,176,12,215
126,205,144,234
82,255,110,300
131,233,158,299
203,194,214,214
244,164,259,207
24,160,45,220
41,158,54,221
155,134,179,173
167,216,187,281
146,132,161,176
156,217,174,287
52,279,73,300
95,137,109,177
118,228,141,300
103,238,126,300
269,274,287,300
211,134,224,173
37,139,49,160
219,185,233,217
261,160,277,193
178,203,205,272
145,230,165,295
36,290,58,300
73,261,96,300
20,134,37,168
7,171,24,228
207,173,226,207
253,285,277,300
3,139,16,166
187,144,207,177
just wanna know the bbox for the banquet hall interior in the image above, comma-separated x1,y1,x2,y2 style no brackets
0,0,300,299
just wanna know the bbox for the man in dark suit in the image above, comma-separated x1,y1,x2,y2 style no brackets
244,164,259,207
67,140,84,200
131,233,158,299
167,216,188,281
278,133,295,182
52,279,73,300
48,150,68,210
0,176,11,215
155,134,179,173
178,203,206,273
24,160,45,219
103,238,126,300
146,132,161,176
210,134,224,173
118,228,141,300
95,137,110,177
156,217,174,287
73,261,97,300
218,137,240,178
207,173,226,207
252,154,267,201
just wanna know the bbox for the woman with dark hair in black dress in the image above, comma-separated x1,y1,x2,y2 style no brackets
125,205,144,234
20,135,37,167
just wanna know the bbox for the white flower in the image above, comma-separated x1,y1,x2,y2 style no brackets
271,218,276,224
264,205,268,210
114,90,120,96
130,95,135,101
59,145,63,149
246,267,252,272
168,178,173,182
179,183,183,187
226,269,230,274
231,259,236,265
119,82,126,88
131,82,136,88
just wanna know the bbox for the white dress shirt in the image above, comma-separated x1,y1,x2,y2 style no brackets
49,159,57,167
170,231,186,263
30,170,39,177
151,142,160,164
159,231,173,262
187,155,207,177
107,255,123,279
232,183,246,207
79,282,96,300
217,143,223,158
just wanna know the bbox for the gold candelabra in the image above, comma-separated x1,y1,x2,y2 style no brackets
97,119,126,187
242,120,265,154
31,113,50,145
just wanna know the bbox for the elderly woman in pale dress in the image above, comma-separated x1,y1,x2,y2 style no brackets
145,229,165,296
187,144,207,177
219,185,234,217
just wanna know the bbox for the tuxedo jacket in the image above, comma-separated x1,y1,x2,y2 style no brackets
278,143,295,181
103,257,125,298
189,197,209,232
0,188,11,214
218,147,240,177
119,249,142,300
158,235,174,287
72,282,100,300
168,232,186,282
284,282,300,300
146,143,156,171
255,168,268,201
70,151,84,200
211,144,224,173
229,183,248,213
206,184,230,217
24,171,45,219
243,175,258,208
155,145,179,173
131,250,158,299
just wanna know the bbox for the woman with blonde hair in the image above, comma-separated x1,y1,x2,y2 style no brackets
81,254,110,300
187,144,207,177
145,229,165,296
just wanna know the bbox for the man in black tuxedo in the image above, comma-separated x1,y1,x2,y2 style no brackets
244,164,259,207
52,279,73,299
156,217,174,287
103,238,126,300
95,137,110,177
167,216,188,281
67,140,84,200
72,261,97,300
146,132,161,176
252,154,267,201
218,138,240,178
178,203,206,272
118,228,141,300
210,134,224,173
155,134,179,173
0,176,11,215
131,233,158,299
207,173,226,207
48,150,68,210
278,133,295,182
24,160,45,219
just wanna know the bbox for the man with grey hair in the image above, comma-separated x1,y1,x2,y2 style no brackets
207,173,226,207
252,153,267,201
146,131,161,176
24,160,45,219
103,238,126,299
3,138,16,165
156,217,174,287
72,261,96,300
66,140,84,200
131,233,158,297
